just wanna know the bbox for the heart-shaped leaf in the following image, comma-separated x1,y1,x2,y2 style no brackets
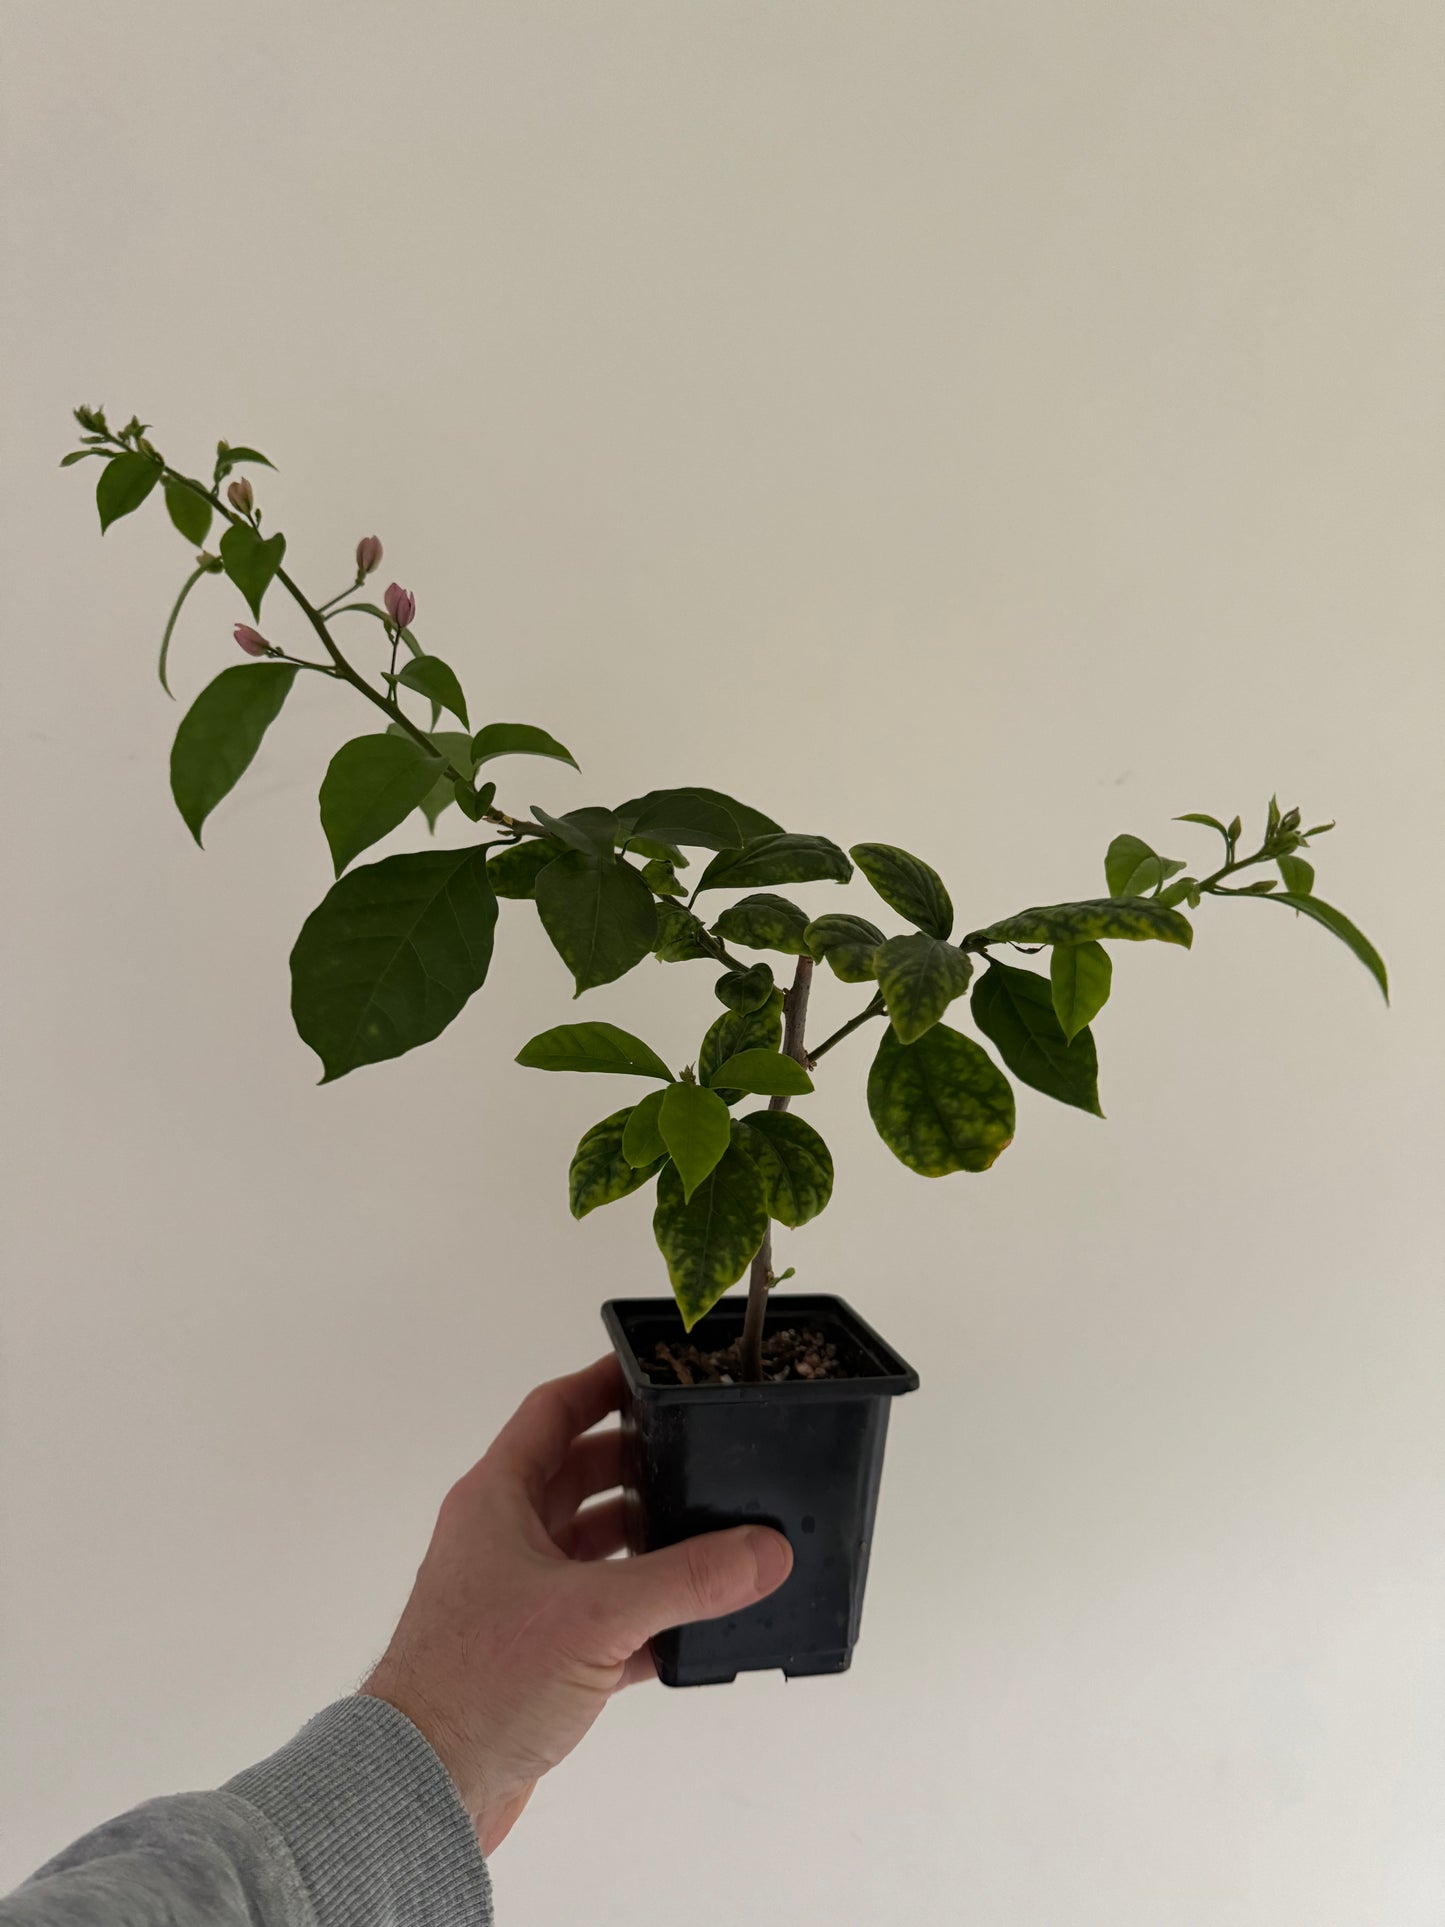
289,845,498,1082
1104,833,1185,898
170,662,298,845
971,961,1102,1115
714,962,776,1011
320,734,445,876
535,851,659,994
396,654,469,728
164,479,212,546
96,451,161,531
219,523,286,619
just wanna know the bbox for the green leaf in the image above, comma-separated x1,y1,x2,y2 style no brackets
630,838,688,866
164,480,212,545
569,1108,665,1219
530,804,618,855
217,444,274,470
1175,812,1232,851
867,1024,1016,1176
535,851,659,994
390,728,474,831
319,734,443,877
714,962,776,1011
470,722,579,771
805,912,885,983
659,1083,733,1201
712,893,811,955
218,523,286,620
849,843,953,939
157,563,209,697
1105,833,1185,897
730,1112,834,1227
652,1148,769,1329
487,837,565,898
967,898,1194,949
695,833,852,895
453,777,496,824
1049,940,1112,1043
642,857,685,896
1278,853,1315,894
872,933,973,1044
169,662,298,845
96,451,160,531
698,990,784,1089
515,1020,674,1080
706,1048,813,1097
682,788,783,843
1250,892,1389,1002
614,788,746,852
289,845,498,1082
971,962,1102,1116
622,1087,669,1166
396,655,469,729
653,900,715,962
1157,876,1202,909
60,449,101,466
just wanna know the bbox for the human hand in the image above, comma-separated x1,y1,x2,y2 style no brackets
358,1353,793,1854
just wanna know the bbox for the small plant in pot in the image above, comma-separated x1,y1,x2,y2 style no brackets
67,407,1390,1686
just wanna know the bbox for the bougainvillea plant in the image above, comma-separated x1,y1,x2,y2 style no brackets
67,408,1389,1382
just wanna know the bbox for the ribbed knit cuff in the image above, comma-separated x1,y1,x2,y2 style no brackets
224,1694,492,1927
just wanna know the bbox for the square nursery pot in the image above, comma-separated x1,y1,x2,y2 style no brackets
601,1293,920,1687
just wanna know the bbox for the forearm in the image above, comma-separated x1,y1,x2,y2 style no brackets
0,1696,492,1927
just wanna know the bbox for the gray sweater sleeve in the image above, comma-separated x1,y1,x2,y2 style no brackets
0,1694,494,1927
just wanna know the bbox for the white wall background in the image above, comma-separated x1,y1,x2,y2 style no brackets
2,4,1442,1921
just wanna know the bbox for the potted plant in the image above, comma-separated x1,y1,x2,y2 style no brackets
66,407,1389,1686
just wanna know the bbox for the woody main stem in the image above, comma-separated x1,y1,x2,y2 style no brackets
739,956,815,1383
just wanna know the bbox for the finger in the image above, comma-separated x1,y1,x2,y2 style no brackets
590,1526,793,1659
483,1354,623,1506
556,1493,630,1562
621,1644,657,1688
544,1429,626,1535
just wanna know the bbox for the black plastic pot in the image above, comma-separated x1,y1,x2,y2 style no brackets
601,1292,920,1688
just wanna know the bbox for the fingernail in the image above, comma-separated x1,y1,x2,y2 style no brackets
746,1528,792,1594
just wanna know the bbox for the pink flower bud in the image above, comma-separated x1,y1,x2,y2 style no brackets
234,624,271,657
355,535,383,579
227,477,254,513
383,581,416,629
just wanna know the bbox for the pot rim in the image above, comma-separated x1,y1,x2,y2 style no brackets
602,1292,921,1404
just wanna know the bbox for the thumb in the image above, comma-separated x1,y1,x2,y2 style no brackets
597,1526,793,1652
